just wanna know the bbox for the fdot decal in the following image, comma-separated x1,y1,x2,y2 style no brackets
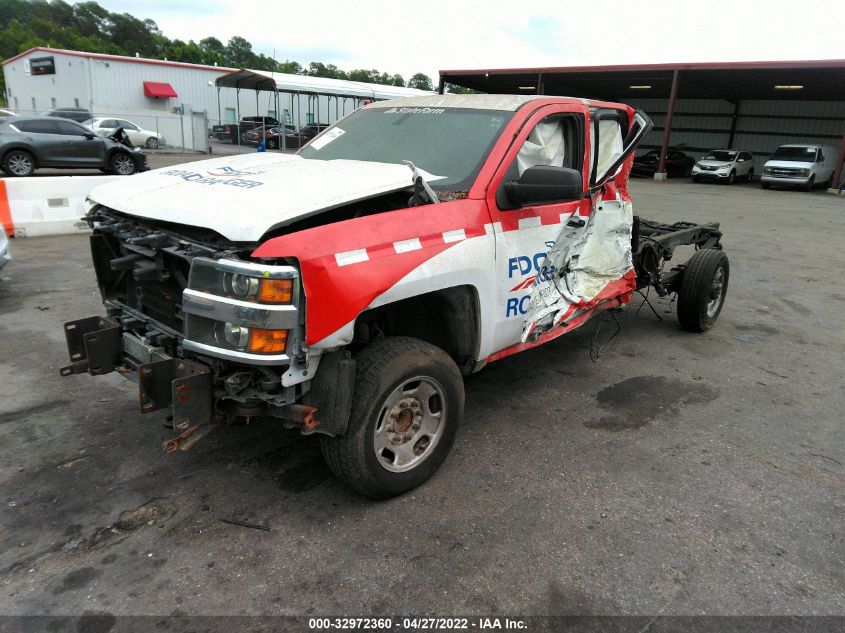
505,242,556,318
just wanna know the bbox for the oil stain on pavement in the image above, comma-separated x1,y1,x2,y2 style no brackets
585,375,718,431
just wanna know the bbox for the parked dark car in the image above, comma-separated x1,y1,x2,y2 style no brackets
242,124,309,149
212,116,281,143
0,117,149,177
39,107,93,123
632,149,695,178
300,123,330,142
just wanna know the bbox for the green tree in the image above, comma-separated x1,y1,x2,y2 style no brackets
224,35,254,68
407,73,434,91
307,62,348,80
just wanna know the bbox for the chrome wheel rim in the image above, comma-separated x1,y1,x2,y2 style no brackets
8,154,32,175
146,138,158,149
114,155,134,175
707,267,725,318
373,376,447,473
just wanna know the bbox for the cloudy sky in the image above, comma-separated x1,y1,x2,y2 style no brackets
86,0,843,80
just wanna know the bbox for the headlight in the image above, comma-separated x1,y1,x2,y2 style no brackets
799,168,811,177
225,272,259,298
182,257,300,362
694,162,702,169
219,322,250,349
763,167,773,175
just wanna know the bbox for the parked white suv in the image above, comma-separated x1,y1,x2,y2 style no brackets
761,144,838,191
692,150,754,184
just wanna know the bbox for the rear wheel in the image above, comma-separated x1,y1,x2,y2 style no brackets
110,152,136,175
267,139,278,149
320,337,463,498
3,150,35,177
747,168,754,182
677,249,729,332
144,137,159,149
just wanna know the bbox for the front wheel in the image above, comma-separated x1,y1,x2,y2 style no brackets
677,249,729,332
144,137,159,149
727,170,735,185
804,176,815,192
320,337,464,498
3,150,35,177
110,153,136,175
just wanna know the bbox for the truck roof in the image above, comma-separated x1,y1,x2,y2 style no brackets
368,94,591,111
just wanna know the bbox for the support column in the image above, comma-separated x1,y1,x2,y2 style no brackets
655,69,680,182
538,73,544,95
829,133,845,192
727,100,740,148
437,75,445,95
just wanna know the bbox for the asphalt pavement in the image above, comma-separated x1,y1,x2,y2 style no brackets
0,179,842,619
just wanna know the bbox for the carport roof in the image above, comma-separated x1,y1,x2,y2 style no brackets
440,59,845,101
215,69,430,100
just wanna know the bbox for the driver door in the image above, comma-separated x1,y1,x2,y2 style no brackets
485,103,591,356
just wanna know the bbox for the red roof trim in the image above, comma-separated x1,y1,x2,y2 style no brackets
143,81,177,98
440,58,845,76
2,46,236,73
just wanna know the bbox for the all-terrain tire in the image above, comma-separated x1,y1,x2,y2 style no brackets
320,337,464,499
677,249,729,332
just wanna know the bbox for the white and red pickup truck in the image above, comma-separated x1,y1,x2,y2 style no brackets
61,94,728,497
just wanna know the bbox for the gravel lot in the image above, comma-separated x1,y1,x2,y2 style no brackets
0,177,843,620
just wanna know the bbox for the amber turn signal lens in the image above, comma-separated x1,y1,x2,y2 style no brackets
258,278,293,303
247,328,288,354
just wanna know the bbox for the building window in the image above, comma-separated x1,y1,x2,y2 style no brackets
225,108,236,122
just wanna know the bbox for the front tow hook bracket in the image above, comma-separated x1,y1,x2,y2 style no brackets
138,358,212,432
60,316,122,377
162,423,217,453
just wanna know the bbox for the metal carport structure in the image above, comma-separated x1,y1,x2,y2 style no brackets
439,60,845,188
215,69,429,150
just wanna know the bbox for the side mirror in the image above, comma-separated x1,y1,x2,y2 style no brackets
84,133,96,140
504,166,583,206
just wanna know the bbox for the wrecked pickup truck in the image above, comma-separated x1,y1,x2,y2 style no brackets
61,95,728,498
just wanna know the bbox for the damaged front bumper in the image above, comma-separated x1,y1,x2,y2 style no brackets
60,316,214,451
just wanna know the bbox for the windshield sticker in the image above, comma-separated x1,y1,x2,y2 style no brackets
383,107,445,114
310,127,345,150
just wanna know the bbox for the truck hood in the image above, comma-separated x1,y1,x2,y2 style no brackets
88,152,440,242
